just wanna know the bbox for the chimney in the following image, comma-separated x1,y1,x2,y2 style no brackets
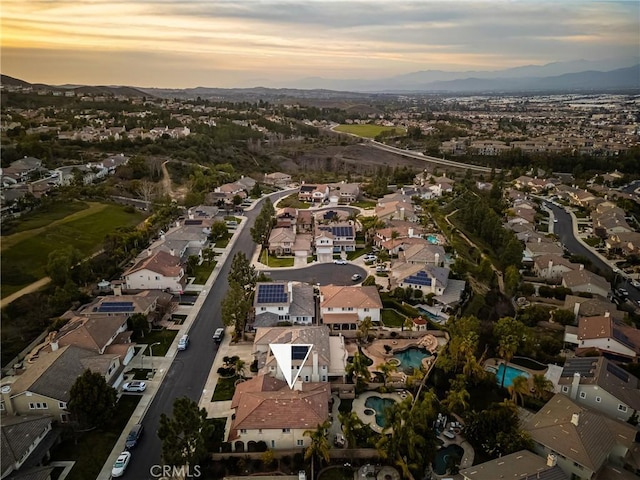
571,413,580,426
288,282,293,299
294,379,303,391
573,302,581,318
188,212,194,220
547,453,557,467
408,227,414,237
0,385,15,415
538,237,541,244
176,221,180,228
579,264,584,271
170,249,175,257
50,339,59,351
548,259,553,274
570,373,580,400
113,285,122,296
434,252,440,266
312,351,319,382
604,311,610,318
147,249,152,257
161,234,165,240
399,207,405,220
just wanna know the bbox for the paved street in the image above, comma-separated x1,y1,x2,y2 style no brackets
265,263,368,285
117,190,293,480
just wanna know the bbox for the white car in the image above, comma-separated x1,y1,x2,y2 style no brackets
363,254,377,262
351,273,362,281
122,381,147,393
334,259,347,265
631,280,640,289
112,451,131,478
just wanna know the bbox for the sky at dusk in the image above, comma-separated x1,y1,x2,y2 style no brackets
2,0,639,88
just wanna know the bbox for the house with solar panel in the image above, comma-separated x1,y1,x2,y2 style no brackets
316,223,356,253
556,357,640,422
564,314,640,361
252,282,315,328
298,183,329,203
395,264,450,295
123,250,186,293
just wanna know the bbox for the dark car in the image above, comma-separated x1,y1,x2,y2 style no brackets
213,328,224,344
125,423,144,449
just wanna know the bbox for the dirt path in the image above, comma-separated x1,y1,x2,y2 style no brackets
0,277,51,308
1,202,108,252
160,160,189,202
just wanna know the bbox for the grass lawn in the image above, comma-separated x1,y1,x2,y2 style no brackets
350,200,377,209
50,395,140,480
192,261,217,283
334,123,406,138
1,201,90,236
215,237,230,248
134,329,178,356
1,202,146,298
346,247,372,260
127,368,153,380
212,376,239,401
260,250,294,267
381,308,406,327
584,236,602,247
276,193,311,209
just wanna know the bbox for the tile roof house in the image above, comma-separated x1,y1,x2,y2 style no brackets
253,326,347,383
395,265,450,295
316,223,356,253
267,227,296,256
328,182,360,204
561,268,610,298
563,295,624,321
523,394,639,480
557,357,640,422
0,345,121,422
1,415,57,479
533,255,581,280
319,285,383,329
123,250,186,293
606,231,640,256
298,183,329,203
228,374,330,451
460,449,568,480
569,314,640,360
263,172,292,188
399,243,446,266
524,239,565,258
252,282,315,328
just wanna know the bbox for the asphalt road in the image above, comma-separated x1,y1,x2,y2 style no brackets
547,202,640,307
123,190,292,480
265,263,368,285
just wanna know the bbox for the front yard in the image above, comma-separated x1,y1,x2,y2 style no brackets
260,250,294,267
192,260,217,283
212,376,240,402
134,329,179,356
50,395,140,480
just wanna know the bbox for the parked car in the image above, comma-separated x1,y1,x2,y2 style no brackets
631,280,640,289
376,265,387,272
213,328,224,343
125,423,144,449
111,451,131,478
178,334,189,351
122,381,146,393
363,254,377,262
617,288,629,298
351,273,362,281
333,259,347,265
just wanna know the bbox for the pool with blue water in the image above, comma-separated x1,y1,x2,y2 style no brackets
433,444,464,475
496,364,530,388
364,396,396,428
393,347,431,372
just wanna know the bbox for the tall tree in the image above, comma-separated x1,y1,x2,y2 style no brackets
442,374,471,415
338,411,364,449
345,352,371,388
377,362,397,387
158,397,212,468
303,420,331,480
68,369,117,429
531,374,554,400
357,316,374,344
228,252,257,294
508,375,529,406
221,281,251,338
494,316,526,388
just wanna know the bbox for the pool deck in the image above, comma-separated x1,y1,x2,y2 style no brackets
484,358,548,390
362,335,439,377
353,391,404,433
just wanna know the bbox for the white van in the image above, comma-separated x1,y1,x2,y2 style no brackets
177,335,189,351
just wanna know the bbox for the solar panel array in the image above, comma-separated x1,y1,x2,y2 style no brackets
612,328,634,349
184,219,203,225
97,301,135,313
606,361,630,383
560,357,596,378
256,284,288,304
405,271,433,286
292,345,310,360
331,226,353,237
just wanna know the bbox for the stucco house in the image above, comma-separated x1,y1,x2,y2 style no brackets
1,415,58,479
533,255,580,280
460,449,568,480
123,250,186,293
319,285,382,330
228,375,330,452
561,268,610,298
263,172,292,188
395,265,450,295
252,282,315,328
267,228,296,256
316,223,356,253
556,357,640,422
566,313,640,360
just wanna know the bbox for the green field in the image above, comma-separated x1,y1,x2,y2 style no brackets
1,202,146,297
334,123,406,138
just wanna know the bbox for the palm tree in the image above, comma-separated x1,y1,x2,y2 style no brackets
345,352,370,387
377,362,397,387
531,374,553,400
509,375,529,406
338,411,363,449
494,317,525,387
234,358,246,379
303,420,331,480
442,385,470,415
402,316,414,333
357,316,374,344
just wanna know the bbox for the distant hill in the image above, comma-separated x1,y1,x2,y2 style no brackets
1,75,150,98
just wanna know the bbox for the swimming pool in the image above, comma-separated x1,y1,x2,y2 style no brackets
427,235,439,244
393,347,431,372
495,364,530,388
433,444,464,475
364,396,396,428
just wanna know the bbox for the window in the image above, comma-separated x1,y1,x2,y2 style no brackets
595,396,601,403
562,386,569,393
261,307,266,311
618,404,628,413
240,429,247,434
60,413,70,423
322,376,327,382
59,402,67,409
364,308,369,312
282,428,291,433
327,308,333,312
271,440,275,448
29,402,48,410
258,429,262,434
297,439,304,446
579,392,586,399
278,307,284,311
304,376,309,382
0,403,4,411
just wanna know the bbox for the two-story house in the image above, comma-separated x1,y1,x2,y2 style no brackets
395,265,450,296
316,223,356,253
328,183,360,204
566,313,640,360
1,415,58,479
561,268,610,299
123,250,186,293
263,172,292,188
460,450,568,480
556,357,640,422
533,255,581,280
320,285,382,330
267,228,297,256
252,282,315,328
298,183,329,203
